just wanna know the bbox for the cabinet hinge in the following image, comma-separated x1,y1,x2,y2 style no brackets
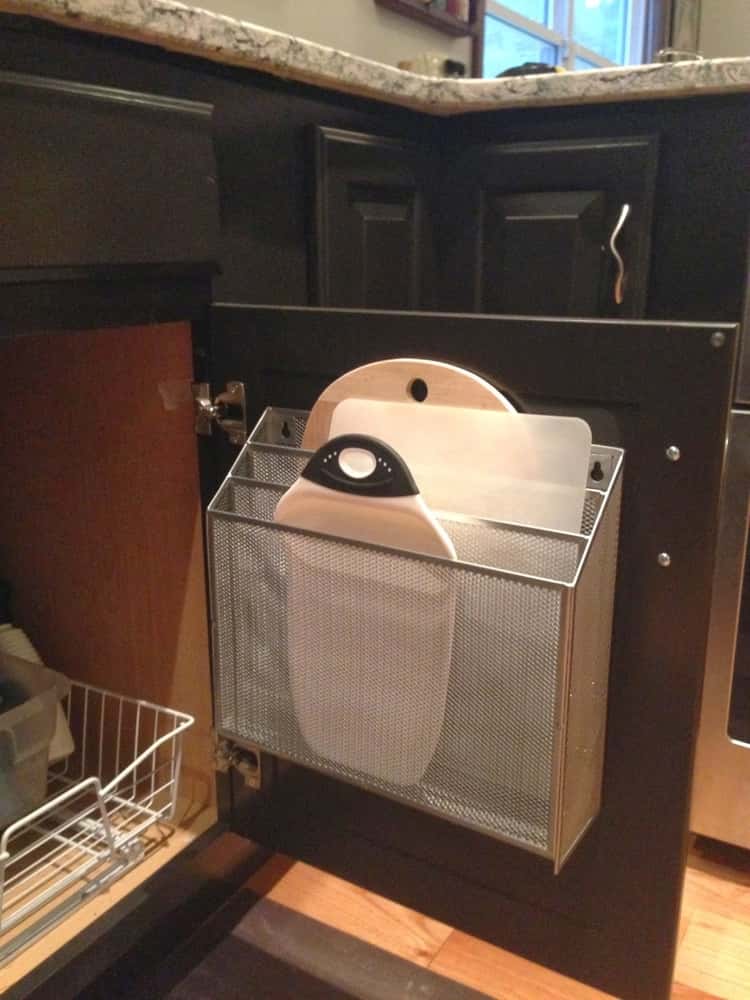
192,381,246,445
212,732,261,789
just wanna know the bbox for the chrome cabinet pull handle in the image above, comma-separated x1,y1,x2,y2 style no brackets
609,203,631,305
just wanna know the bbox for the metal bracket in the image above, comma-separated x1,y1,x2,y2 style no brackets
192,381,246,446
212,733,261,789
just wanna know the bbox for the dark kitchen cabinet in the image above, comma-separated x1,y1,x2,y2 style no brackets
0,15,748,1000
0,71,220,278
314,129,658,318
313,126,437,309
441,135,659,317
5,306,733,1000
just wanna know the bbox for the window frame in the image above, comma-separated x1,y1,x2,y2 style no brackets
483,0,647,73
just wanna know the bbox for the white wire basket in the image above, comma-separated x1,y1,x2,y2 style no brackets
0,680,193,965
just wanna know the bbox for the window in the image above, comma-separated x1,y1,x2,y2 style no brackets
483,0,647,76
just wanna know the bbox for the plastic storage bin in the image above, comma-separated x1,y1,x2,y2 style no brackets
207,408,623,871
0,652,69,828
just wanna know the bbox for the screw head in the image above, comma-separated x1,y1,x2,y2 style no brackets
666,445,681,462
710,331,726,348
657,552,672,568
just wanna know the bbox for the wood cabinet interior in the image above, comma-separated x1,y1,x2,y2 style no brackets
0,322,217,988
0,321,215,908
0,809,216,995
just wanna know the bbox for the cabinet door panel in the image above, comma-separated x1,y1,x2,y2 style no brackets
207,303,736,1000
447,136,658,318
481,189,605,315
314,127,434,309
0,71,219,275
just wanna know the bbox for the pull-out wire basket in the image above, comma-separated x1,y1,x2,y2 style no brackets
0,681,193,965
208,407,623,871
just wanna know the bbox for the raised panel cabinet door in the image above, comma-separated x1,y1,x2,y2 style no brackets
446,136,658,318
313,127,436,310
206,303,737,1000
482,189,606,316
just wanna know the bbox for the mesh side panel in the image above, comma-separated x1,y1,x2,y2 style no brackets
212,481,284,521
234,446,309,487
425,568,560,847
214,480,582,582
558,477,622,864
444,516,581,583
249,410,307,448
208,513,568,854
581,492,603,536
211,520,236,731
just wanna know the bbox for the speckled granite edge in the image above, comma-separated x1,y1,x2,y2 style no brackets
2,0,749,114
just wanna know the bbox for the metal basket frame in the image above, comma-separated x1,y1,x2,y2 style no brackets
0,681,193,965
208,408,622,871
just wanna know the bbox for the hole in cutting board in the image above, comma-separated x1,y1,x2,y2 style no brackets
409,378,428,402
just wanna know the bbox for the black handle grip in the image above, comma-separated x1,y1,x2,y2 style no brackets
301,435,419,498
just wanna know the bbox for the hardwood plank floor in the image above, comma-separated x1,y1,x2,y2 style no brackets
675,840,750,1000
233,835,750,1000
245,855,454,966
429,930,612,999
670,985,723,998
675,908,750,1000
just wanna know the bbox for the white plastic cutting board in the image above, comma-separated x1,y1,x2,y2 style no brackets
274,436,456,786
330,401,592,533
274,478,456,559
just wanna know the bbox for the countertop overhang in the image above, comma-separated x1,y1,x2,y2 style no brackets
1,0,749,114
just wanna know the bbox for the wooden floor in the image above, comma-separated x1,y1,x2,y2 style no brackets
172,833,750,1000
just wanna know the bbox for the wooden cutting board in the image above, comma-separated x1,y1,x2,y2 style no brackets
301,359,515,452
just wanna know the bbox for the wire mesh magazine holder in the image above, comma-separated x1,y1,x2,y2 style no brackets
208,408,623,872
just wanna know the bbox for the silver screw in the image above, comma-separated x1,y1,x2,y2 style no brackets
710,331,726,348
657,552,672,568
666,445,681,462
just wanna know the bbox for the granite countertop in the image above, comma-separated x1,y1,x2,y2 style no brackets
2,0,749,114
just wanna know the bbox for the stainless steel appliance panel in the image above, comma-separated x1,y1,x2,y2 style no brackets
691,409,750,846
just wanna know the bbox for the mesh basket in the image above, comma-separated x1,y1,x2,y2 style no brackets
208,408,623,870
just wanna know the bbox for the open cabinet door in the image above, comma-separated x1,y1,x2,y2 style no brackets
202,304,736,1000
